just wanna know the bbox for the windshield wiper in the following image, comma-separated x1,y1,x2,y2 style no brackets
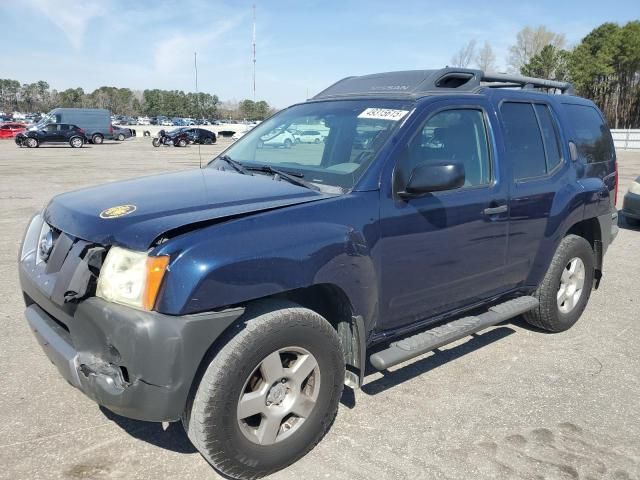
247,165,321,191
216,155,251,175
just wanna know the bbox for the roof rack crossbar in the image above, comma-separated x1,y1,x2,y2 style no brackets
480,72,574,94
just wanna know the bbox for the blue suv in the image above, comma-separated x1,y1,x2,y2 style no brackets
19,68,618,479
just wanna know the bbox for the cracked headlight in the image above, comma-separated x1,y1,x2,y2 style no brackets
20,214,44,261
96,246,169,311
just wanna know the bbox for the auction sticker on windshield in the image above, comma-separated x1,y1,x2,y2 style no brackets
358,108,409,121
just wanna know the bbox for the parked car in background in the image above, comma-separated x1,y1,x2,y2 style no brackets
137,116,151,125
35,108,111,144
112,124,136,141
294,129,324,144
183,128,216,144
152,127,215,147
258,127,295,148
172,118,187,126
161,118,173,126
622,176,640,226
0,122,27,139
15,123,86,148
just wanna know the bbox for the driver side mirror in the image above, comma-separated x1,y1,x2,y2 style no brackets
398,162,465,198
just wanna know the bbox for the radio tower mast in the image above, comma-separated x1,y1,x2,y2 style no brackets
252,4,256,102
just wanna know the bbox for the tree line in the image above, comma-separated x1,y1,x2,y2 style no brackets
0,80,275,120
451,21,640,128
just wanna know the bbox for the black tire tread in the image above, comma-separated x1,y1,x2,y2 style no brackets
524,234,594,332
184,300,344,479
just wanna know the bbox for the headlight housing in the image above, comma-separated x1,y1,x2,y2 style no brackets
96,246,169,311
628,181,640,195
20,213,44,261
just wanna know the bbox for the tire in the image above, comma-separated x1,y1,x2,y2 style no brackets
314,138,320,144
203,137,212,145
177,138,187,147
117,133,125,141
69,136,83,148
284,139,292,149
152,137,161,147
91,134,104,144
26,137,38,148
183,300,344,479
524,234,595,332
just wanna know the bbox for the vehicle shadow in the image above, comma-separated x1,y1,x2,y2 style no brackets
361,326,515,396
99,406,197,454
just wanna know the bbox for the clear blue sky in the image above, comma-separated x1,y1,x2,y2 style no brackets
1,0,638,107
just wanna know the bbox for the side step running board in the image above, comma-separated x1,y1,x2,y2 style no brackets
369,296,538,370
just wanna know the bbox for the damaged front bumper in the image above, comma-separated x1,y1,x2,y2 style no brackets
23,296,243,422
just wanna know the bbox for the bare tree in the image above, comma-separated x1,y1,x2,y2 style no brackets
475,42,497,72
450,40,477,68
507,26,566,72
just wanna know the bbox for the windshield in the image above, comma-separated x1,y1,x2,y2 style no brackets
212,99,414,189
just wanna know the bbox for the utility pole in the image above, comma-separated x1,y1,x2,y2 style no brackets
252,4,256,102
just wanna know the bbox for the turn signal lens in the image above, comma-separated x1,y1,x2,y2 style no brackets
143,255,170,310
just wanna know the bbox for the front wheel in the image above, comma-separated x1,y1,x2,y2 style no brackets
117,133,125,141
26,137,39,148
177,138,187,147
524,234,594,332
152,137,161,147
69,136,83,148
283,139,292,149
183,301,344,479
91,134,103,144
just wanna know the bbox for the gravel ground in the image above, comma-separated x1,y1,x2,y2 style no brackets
0,137,639,480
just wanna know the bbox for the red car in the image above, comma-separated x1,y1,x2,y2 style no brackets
0,122,26,139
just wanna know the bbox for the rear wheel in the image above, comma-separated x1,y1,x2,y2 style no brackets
524,234,594,332
177,138,187,147
117,133,125,141
26,137,38,148
91,134,104,144
183,301,344,479
69,136,83,148
284,138,292,149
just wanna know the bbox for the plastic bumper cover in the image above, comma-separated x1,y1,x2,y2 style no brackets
25,297,243,422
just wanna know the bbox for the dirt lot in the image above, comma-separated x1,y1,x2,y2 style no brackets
0,137,639,480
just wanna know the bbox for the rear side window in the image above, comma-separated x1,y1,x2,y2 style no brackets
500,102,546,179
534,104,562,171
563,104,614,163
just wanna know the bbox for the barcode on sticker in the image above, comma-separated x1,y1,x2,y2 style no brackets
358,108,409,121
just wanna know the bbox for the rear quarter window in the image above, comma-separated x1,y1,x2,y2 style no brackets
563,104,614,163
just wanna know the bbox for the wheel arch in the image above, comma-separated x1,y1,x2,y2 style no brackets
565,217,604,288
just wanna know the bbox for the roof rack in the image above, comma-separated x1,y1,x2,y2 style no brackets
481,72,574,94
312,68,575,100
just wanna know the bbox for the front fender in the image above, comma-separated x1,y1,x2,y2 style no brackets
154,192,380,325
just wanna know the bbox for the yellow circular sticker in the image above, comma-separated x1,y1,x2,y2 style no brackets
99,204,137,219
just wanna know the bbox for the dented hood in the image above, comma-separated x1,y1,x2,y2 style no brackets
44,168,332,250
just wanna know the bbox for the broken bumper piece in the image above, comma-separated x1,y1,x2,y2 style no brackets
24,297,243,422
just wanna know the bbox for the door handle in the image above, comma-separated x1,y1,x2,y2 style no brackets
483,205,508,215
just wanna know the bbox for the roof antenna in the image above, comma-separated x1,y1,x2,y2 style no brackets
194,51,203,169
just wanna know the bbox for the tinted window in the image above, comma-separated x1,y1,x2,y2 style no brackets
403,109,491,188
500,102,546,179
46,124,57,132
534,104,562,170
564,104,614,163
